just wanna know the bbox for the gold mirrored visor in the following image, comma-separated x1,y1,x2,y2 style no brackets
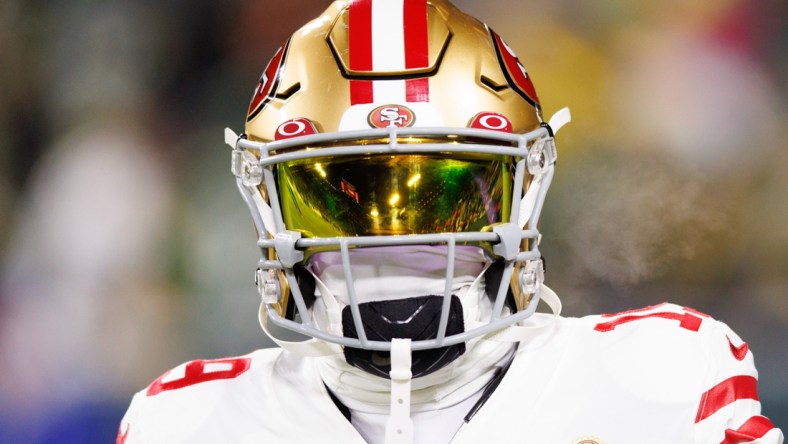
275,153,512,238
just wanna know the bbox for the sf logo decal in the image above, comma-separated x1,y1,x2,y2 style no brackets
368,104,416,128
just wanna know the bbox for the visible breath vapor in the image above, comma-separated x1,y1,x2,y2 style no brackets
545,149,724,286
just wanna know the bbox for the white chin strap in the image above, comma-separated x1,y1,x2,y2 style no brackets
518,107,571,228
257,283,562,357
386,338,414,444
517,173,544,228
226,127,279,237
311,272,344,336
548,107,572,134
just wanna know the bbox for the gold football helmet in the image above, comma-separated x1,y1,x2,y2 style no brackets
226,0,568,374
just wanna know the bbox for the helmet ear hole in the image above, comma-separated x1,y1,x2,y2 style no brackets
483,260,517,313
285,266,317,321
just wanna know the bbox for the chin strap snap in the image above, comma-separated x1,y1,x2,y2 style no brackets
385,338,414,444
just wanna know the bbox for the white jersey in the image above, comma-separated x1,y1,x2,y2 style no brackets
118,303,783,444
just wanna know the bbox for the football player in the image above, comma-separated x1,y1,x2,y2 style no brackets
119,1,783,443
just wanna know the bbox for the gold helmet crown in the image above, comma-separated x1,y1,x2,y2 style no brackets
245,0,542,140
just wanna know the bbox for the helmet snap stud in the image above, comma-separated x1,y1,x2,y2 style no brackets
518,259,545,294
255,268,281,304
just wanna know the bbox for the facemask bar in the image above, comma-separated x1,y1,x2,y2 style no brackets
229,125,556,352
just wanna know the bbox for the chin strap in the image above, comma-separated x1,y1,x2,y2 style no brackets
385,338,414,444
478,284,562,344
548,107,571,134
258,304,343,357
258,283,561,357
518,107,571,229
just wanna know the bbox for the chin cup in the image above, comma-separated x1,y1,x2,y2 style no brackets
342,295,466,378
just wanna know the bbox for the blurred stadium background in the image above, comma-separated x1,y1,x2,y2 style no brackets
0,0,785,442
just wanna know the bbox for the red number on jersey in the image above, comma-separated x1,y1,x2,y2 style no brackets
594,303,710,332
116,424,129,444
146,357,252,396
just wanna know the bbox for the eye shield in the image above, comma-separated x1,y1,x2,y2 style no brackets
276,152,512,240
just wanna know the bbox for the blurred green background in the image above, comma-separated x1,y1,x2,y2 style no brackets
0,0,785,442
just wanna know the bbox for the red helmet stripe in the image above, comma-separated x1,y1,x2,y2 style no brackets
348,0,431,105
404,0,430,102
405,78,429,102
350,79,375,105
349,0,373,105
349,0,373,72
403,0,428,69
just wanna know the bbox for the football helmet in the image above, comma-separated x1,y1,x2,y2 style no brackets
226,0,567,377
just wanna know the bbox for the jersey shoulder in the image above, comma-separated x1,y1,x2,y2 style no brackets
571,302,781,443
118,348,367,444
573,302,755,379
117,348,282,444
469,304,783,444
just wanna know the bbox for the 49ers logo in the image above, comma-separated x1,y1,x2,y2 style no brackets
368,104,416,128
489,28,540,111
247,39,291,121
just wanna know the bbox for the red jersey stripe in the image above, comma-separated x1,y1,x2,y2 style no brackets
721,415,776,444
695,375,759,423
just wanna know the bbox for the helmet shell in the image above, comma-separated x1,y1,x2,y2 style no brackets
245,0,542,141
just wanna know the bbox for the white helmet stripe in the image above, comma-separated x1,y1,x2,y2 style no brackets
372,0,405,71
348,0,430,104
